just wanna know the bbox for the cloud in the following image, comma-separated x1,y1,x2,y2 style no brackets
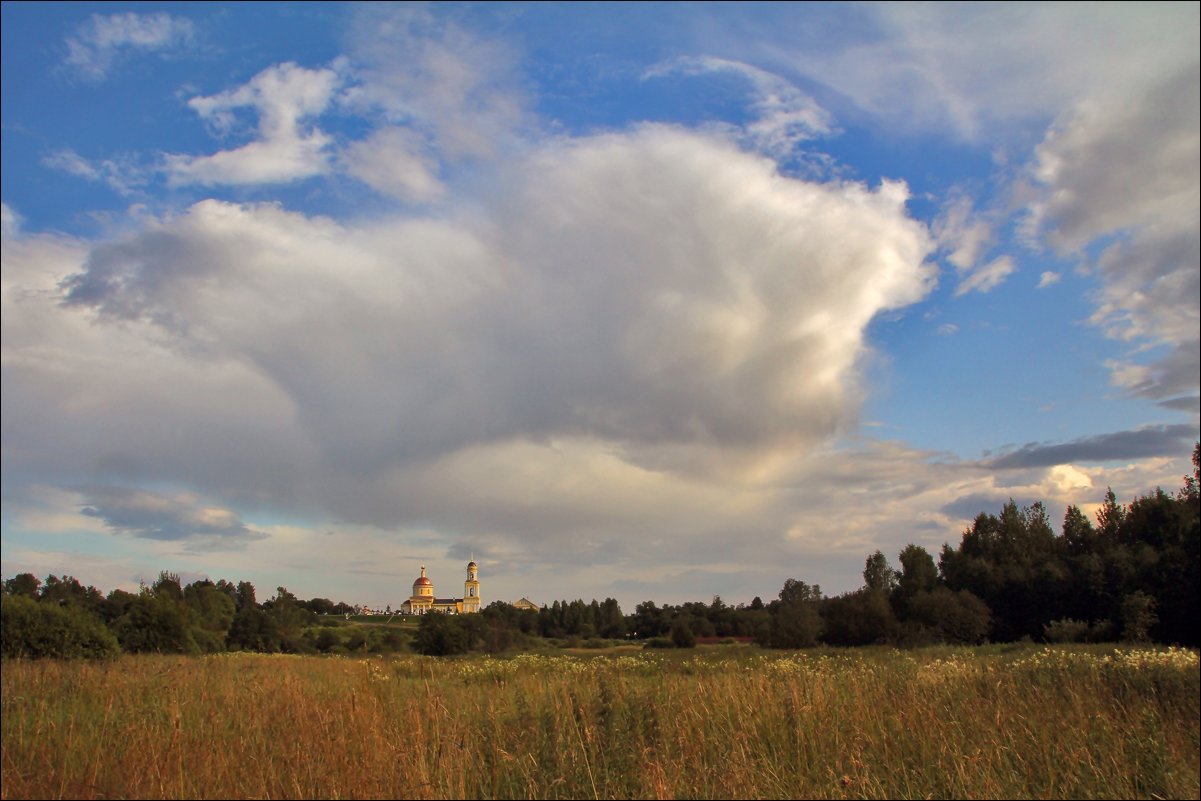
64,12,195,82
645,56,834,159
954,255,1014,296
78,486,267,548
744,4,1199,141
341,5,531,164
42,148,146,195
985,424,1198,470
165,62,341,186
1,202,20,238
1026,60,1199,401
61,128,934,482
340,127,445,203
933,193,992,272
1036,271,1060,289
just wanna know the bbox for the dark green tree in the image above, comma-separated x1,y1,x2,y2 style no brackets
670,617,697,648
863,551,898,594
1,595,119,659
113,593,197,654
226,606,281,652
3,573,41,598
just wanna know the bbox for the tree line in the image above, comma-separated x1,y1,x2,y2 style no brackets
3,443,1197,658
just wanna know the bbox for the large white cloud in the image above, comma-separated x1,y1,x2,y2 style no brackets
58,127,934,483
3,124,937,606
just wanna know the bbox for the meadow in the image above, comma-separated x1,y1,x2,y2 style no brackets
2,644,1197,800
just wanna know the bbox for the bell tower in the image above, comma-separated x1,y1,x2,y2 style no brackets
463,558,480,614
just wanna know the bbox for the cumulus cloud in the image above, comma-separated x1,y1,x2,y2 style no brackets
6,125,942,602
62,128,934,483
64,12,195,81
165,62,340,186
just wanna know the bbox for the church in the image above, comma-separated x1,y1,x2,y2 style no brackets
400,560,481,615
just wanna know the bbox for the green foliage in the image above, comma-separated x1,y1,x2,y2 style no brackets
413,613,471,656
863,550,899,594
642,636,676,649
897,544,938,601
184,580,236,634
669,618,697,648
112,594,198,654
1043,617,1112,644
1118,591,1158,643
905,586,992,645
3,573,41,599
765,592,823,648
226,607,281,652
315,628,342,653
1,595,120,659
821,588,895,646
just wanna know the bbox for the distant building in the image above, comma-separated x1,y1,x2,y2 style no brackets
400,561,480,615
512,597,539,611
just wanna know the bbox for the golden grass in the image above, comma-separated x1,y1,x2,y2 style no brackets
2,645,1197,799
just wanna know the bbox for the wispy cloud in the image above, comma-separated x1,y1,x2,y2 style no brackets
955,256,1014,296
985,424,1197,470
645,56,834,160
42,148,146,195
1037,271,1061,289
64,12,195,82
933,193,992,272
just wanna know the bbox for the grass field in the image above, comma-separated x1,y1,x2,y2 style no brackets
2,644,1197,799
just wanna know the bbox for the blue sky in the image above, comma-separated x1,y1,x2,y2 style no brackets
2,2,1197,611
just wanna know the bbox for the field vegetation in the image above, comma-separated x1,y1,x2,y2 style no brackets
2,644,1197,800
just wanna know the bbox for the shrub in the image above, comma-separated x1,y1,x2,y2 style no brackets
315,628,343,653
670,619,697,648
643,637,676,649
1,595,120,659
113,595,198,654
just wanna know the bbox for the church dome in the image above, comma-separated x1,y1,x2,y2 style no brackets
413,564,433,589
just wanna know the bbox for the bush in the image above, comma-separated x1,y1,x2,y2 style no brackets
315,628,343,653
113,595,198,654
1,595,120,659
643,637,676,649
1043,617,1112,643
670,619,697,648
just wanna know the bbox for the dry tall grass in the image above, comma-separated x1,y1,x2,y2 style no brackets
2,645,1197,799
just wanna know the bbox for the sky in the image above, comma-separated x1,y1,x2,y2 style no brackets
2,2,1198,612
